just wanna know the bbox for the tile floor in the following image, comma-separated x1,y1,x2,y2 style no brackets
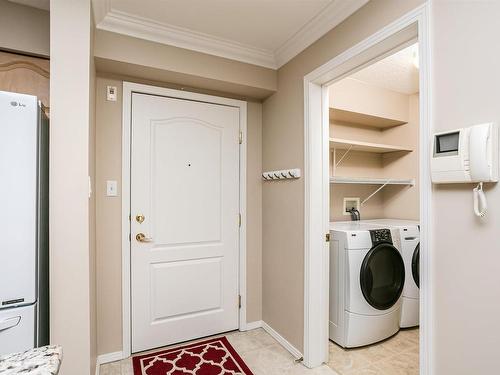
99,328,339,375
327,328,419,375
99,327,418,375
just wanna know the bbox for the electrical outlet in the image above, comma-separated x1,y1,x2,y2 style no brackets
343,197,360,216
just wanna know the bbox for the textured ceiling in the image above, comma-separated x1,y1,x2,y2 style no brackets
350,43,419,95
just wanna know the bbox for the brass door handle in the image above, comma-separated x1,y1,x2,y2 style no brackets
136,233,153,243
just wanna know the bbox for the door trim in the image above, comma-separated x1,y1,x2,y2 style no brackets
121,82,247,358
303,3,433,372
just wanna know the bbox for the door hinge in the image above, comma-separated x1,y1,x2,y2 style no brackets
238,295,242,309
325,233,330,242
239,131,243,144
129,233,131,242
238,213,241,227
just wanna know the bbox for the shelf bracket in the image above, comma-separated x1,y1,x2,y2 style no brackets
335,145,353,168
361,179,392,206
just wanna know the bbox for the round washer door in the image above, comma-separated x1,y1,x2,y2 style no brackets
360,243,405,310
412,243,420,288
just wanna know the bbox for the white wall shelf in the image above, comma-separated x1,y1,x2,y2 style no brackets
329,108,407,129
329,137,413,153
330,176,415,186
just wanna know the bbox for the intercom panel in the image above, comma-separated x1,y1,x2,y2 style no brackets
431,122,498,184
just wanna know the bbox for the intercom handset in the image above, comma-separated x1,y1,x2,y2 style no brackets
431,122,498,217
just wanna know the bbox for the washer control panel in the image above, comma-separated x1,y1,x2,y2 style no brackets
369,229,393,245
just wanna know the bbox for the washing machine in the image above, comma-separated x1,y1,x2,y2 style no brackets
329,222,405,347
361,219,420,328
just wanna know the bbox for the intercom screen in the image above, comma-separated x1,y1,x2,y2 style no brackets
436,132,459,154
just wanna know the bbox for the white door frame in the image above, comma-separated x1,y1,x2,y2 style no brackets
303,4,433,373
121,82,248,358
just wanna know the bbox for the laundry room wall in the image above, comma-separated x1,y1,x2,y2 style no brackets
94,75,263,356
431,1,500,373
382,93,419,220
262,0,425,352
328,84,419,222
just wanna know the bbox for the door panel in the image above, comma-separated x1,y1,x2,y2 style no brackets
131,93,240,352
150,257,223,321
151,119,222,245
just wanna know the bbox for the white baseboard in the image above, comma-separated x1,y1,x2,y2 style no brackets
95,351,124,375
245,320,263,330
261,321,303,360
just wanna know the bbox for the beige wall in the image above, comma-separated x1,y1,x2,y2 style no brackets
95,76,263,355
50,0,95,374
262,0,424,352
95,77,123,355
330,78,409,122
432,1,500,373
330,183,385,221
0,0,49,57
382,94,419,219
329,86,419,222
94,30,276,100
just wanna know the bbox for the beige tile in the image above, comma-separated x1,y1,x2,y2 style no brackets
120,358,133,375
327,343,371,374
372,352,419,375
99,361,122,375
398,328,419,345
344,364,384,375
350,342,397,364
240,343,296,373
227,328,276,354
282,363,340,375
246,327,278,347
380,332,418,354
227,331,266,354
327,329,419,375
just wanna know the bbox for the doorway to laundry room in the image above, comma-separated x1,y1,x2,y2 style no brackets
327,42,421,375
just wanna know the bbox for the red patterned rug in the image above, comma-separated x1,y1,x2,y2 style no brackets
132,337,254,375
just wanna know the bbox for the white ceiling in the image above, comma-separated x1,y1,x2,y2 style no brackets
92,0,368,69
8,0,49,10
350,43,419,95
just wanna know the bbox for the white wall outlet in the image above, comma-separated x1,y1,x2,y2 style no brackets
106,180,118,196
106,86,117,101
343,197,360,216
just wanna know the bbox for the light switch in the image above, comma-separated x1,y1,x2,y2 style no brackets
106,86,117,101
106,180,118,197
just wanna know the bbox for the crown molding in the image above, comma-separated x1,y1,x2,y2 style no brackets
274,0,369,67
93,0,368,70
96,9,277,69
91,0,111,25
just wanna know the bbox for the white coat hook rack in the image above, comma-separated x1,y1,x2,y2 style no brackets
262,168,301,181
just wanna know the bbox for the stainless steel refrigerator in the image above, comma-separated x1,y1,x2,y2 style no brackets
0,91,49,355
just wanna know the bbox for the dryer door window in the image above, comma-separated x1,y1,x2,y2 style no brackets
360,244,405,310
412,243,420,288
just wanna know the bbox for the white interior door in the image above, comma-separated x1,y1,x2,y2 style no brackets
130,93,240,353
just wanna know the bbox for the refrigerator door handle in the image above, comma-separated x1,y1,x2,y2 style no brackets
0,316,21,332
